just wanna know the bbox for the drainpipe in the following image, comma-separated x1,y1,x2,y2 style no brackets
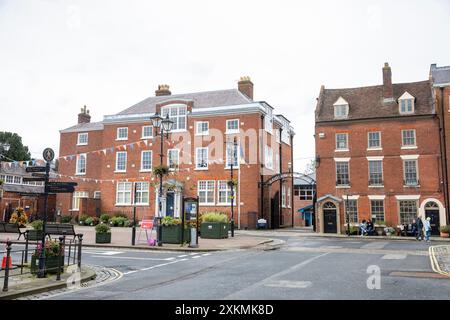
439,87,450,224
279,128,283,229
291,134,294,228
260,114,265,222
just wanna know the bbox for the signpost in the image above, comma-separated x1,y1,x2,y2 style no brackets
25,166,46,173
22,177,46,183
47,182,77,193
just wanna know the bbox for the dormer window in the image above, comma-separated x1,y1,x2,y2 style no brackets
398,92,415,115
333,97,349,119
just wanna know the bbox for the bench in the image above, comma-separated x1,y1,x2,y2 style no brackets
0,222,27,240
44,223,77,241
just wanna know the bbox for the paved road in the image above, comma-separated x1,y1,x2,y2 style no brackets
29,236,450,300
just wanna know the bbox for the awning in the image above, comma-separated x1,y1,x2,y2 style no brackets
297,204,313,213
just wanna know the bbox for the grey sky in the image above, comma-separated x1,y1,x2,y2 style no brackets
1,0,449,171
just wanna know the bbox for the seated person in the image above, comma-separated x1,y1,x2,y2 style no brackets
360,220,368,236
366,220,375,236
410,220,418,237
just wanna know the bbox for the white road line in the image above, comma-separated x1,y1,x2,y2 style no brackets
140,259,188,271
123,270,139,275
178,255,188,258
201,253,211,256
190,252,200,255
361,242,388,250
83,250,124,256
192,255,201,259
382,254,407,260
90,255,175,261
264,280,312,289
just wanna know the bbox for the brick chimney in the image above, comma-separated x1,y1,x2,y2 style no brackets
382,62,393,101
78,105,91,124
238,76,253,100
155,84,171,96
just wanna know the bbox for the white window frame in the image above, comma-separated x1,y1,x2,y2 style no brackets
195,121,209,136
162,105,187,132
75,153,87,175
142,125,153,139
72,191,89,211
334,105,349,119
335,133,349,151
93,191,101,199
116,127,128,140
140,150,152,172
77,133,88,146
367,131,382,150
282,183,286,208
134,182,149,205
368,159,384,187
401,129,417,149
275,129,281,144
217,180,236,206
226,119,240,134
264,145,273,170
198,180,215,205
115,151,127,172
167,149,180,171
398,92,415,115
265,107,273,134
195,147,209,170
287,186,291,208
335,159,350,187
403,159,419,187
116,182,132,205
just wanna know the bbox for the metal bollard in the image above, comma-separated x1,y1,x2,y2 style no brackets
3,240,12,292
24,231,29,263
77,234,83,270
56,235,65,281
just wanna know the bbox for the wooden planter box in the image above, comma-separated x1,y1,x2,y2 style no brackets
440,232,449,238
31,255,64,274
162,225,191,244
96,232,111,244
201,222,229,239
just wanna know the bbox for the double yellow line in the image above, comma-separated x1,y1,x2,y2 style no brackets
429,245,450,277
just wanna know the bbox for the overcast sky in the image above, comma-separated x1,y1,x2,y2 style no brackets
1,0,449,171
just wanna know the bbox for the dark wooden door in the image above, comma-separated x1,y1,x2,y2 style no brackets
166,192,175,217
425,210,440,236
323,209,337,233
271,192,280,229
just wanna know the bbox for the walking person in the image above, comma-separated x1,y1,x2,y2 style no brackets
424,217,432,243
360,220,368,236
415,216,423,241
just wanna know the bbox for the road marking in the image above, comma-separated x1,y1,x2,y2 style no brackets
223,253,329,299
178,255,188,258
83,250,124,256
90,255,176,261
382,254,407,260
123,270,139,275
319,245,343,249
201,253,211,256
264,280,312,289
140,259,188,271
190,252,200,255
285,246,428,256
361,242,388,250
192,255,201,259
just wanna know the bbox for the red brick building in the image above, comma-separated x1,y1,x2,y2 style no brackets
57,78,295,229
431,64,450,233
314,63,446,234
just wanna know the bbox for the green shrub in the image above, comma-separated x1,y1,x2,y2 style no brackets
110,216,127,227
79,214,89,224
95,223,111,234
30,220,43,230
440,225,450,233
201,212,229,223
100,214,110,223
161,216,181,226
85,217,94,226
61,215,72,223
124,220,133,228
91,217,99,226
113,212,128,219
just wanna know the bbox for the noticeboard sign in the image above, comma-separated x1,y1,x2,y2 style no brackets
184,198,198,220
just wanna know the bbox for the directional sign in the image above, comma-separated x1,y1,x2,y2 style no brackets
32,173,46,178
43,148,55,162
47,185,75,193
25,166,46,173
22,177,46,182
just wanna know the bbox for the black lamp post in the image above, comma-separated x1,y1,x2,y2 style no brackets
151,112,174,246
346,194,350,236
225,137,237,237
0,143,10,199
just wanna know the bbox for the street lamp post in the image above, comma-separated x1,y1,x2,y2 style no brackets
0,143,10,214
150,112,173,246
226,137,237,237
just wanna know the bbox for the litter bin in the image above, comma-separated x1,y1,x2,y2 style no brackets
257,218,268,229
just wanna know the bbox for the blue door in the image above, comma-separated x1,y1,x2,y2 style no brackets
166,192,175,217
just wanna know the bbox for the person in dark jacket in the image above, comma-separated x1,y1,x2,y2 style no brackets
415,216,423,241
366,220,375,236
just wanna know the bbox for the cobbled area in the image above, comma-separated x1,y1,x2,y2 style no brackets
433,245,450,274
16,265,122,300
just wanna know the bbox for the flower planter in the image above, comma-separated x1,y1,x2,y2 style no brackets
96,232,111,244
162,225,191,244
27,230,43,241
440,232,449,238
30,255,65,274
200,222,229,239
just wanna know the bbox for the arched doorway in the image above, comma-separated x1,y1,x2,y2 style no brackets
323,202,337,233
424,201,440,236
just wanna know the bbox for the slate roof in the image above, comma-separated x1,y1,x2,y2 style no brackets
315,80,433,122
430,64,450,86
117,89,252,115
3,184,44,194
60,121,104,133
